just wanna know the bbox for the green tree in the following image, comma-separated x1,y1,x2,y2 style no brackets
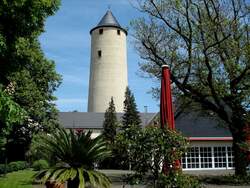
115,124,142,170
0,0,61,161
0,85,26,133
34,127,111,188
115,125,188,187
0,85,26,168
103,97,118,144
131,0,250,176
122,87,141,129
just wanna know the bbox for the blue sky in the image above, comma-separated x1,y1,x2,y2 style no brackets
40,0,159,112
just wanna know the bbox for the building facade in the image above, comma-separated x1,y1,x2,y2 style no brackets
59,111,234,171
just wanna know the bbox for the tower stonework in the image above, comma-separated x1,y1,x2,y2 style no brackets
88,11,128,112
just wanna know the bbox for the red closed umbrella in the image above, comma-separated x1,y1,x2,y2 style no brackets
160,65,175,130
160,65,180,174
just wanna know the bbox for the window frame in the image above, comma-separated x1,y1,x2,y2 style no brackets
182,145,234,170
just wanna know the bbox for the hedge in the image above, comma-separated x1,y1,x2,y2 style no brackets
0,161,27,174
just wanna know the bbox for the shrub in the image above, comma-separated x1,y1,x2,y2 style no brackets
32,160,49,171
8,161,26,172
16,161,27,170
158,173,201,188
0,164,9,174
0,161,27,174
122,174,144,185
115,126,188,182
9,161,19,171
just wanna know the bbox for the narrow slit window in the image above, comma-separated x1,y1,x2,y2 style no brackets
117,30,120,35
99,29,103,34
98,50,102,57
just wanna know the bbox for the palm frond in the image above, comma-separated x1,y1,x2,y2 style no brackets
78,168,85,188
34,127,111,188
86,170,96,187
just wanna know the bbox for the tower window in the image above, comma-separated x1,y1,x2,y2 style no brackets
99,29,103,34
98,50,102,57
117,30,120,35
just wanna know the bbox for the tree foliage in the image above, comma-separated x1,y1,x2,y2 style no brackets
103,97,118,144
115,125,187,186
0,0,62,161
131,0,250,175
0,86,26,131
0,85,27,162
122,87,141,129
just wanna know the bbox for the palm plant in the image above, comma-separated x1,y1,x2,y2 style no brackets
34,127,111,188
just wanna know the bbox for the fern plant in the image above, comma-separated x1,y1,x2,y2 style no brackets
34,127,111,188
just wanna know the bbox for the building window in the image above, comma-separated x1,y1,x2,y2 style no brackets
200,147,212,168
99,29,103,34
214,146,227,168
117,30,120,35
227,146,234,168
186,147,199,169
182,146,234,170
98,50,102,57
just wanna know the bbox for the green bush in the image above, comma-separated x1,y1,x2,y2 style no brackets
158,172,201,188
9,161,20,171
122,174,144,185
0,164,8,174
16,161,27,170
8,161,26,171
0,161,27,174
32,160,49,171
0,164,4,174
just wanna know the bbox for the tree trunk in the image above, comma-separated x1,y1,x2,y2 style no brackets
233,140,248,176
231,120,249,176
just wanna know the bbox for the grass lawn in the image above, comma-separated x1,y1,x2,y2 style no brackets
0,169,36,188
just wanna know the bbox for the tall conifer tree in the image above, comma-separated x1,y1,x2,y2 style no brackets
103,97,118,144
122,87,141,129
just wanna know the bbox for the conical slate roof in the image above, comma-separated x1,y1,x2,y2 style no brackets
90,10,127,35
97,10,121,27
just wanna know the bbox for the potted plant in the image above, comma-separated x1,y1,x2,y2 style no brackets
45,181,64,188
34,127,111,188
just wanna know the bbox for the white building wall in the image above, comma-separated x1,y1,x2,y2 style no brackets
88,27,128,112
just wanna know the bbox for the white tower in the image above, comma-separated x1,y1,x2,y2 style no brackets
88,11,128,112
